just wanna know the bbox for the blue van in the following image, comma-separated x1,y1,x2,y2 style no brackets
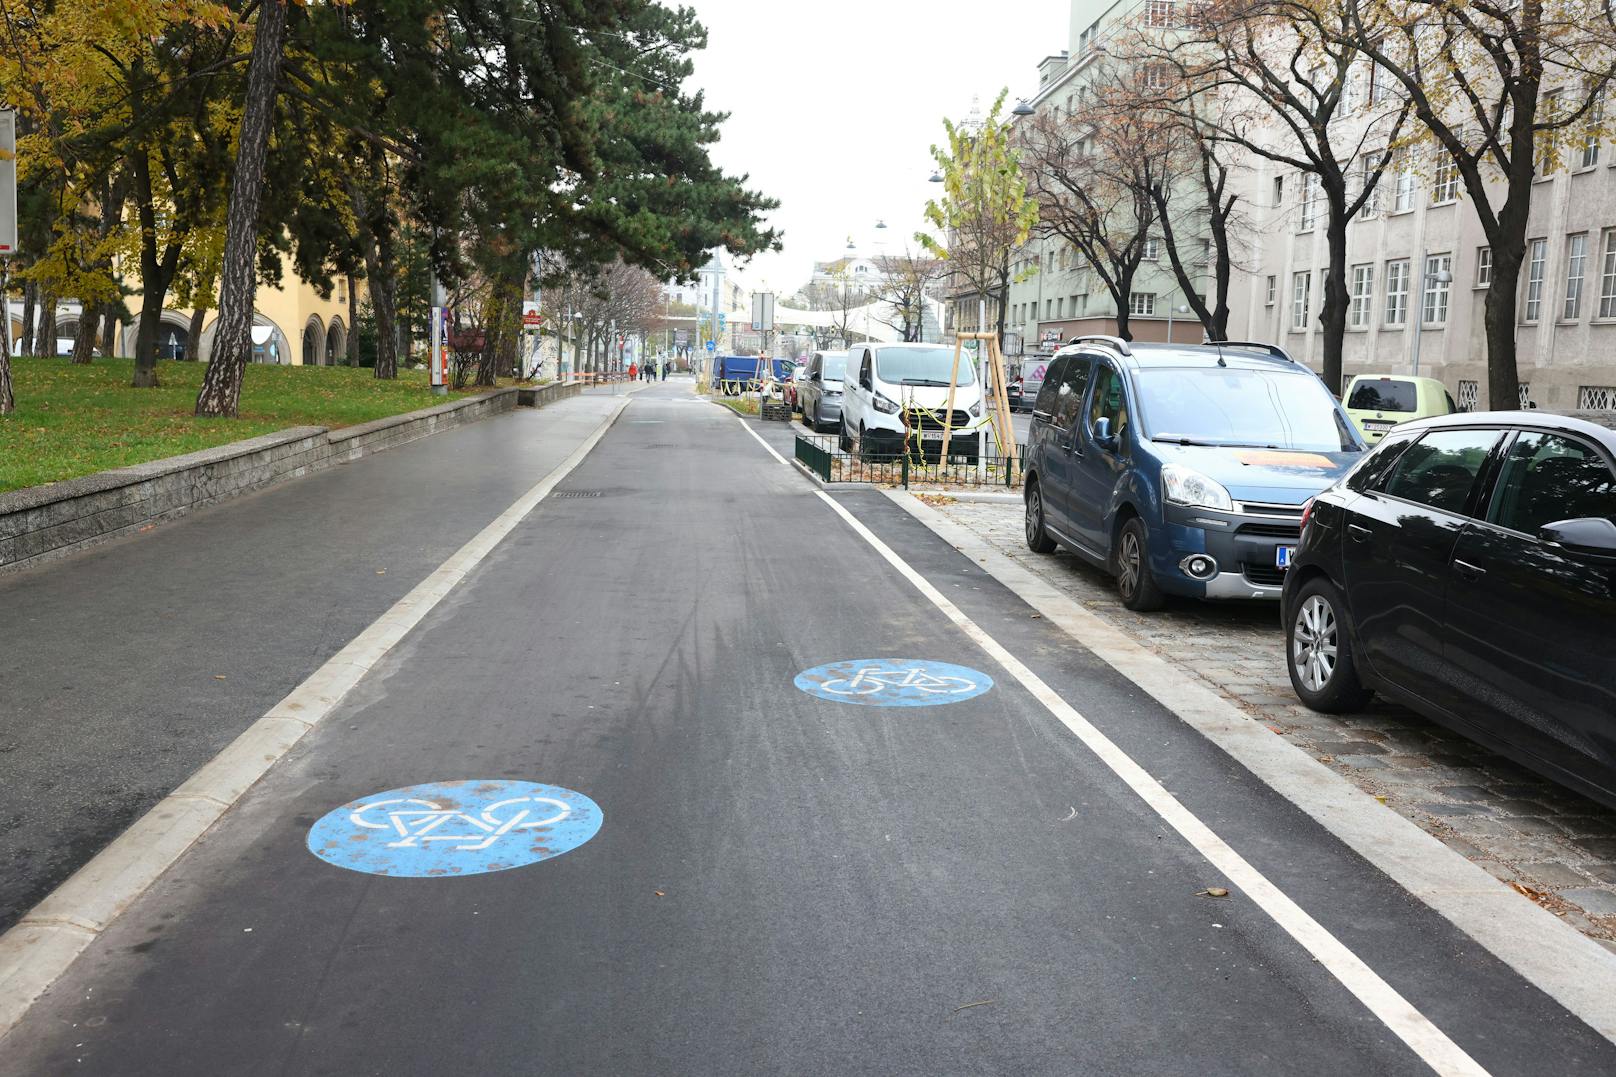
1022,337,1367,610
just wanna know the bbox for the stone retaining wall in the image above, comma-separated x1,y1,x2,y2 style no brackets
0,381,581,576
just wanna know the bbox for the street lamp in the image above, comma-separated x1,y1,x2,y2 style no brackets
1409,253,1453,378
1166,303,1190,343
1012,99,1036,117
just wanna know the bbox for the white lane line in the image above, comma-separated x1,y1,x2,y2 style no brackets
0,396,635,1043
728,416,1488,1077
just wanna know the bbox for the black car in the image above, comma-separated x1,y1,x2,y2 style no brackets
1283,410,1616,806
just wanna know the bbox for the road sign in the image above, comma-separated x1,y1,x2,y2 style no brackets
521,301,542,328
0,110,16,254
751,292,775,332
306,780,603,877
705,340,716,353
794,660,994,707
674,329,688,345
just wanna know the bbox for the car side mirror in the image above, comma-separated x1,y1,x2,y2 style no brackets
1538,517,1616,557
1093,416,1119,451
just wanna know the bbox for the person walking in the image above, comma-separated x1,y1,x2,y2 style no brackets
628,362,638,382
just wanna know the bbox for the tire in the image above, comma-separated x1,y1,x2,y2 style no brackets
1114,517,1166,611
1286,576,1373,712
857,423,872,462
1024,481,1057,554
839,424,852,453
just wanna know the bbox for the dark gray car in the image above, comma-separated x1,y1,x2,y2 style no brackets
797,350,848,433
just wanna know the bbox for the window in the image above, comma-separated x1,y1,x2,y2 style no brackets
1384,259,1410,325
1272,175,1284,207
1142,237,1159,261
1350,264,1374,328
1056,298,1065,318
1538,91,1562,175
1358,153,1384,219
1033,355,1069,416
1382,428,1502,515
1265,275,1277,306
1069,295,1080,316
1145,0,1175,27
1488,432,1616,533
1456,380,1479,411
1198,238,1212,264
1432,155,1459,203
337,278,347,304
1422,254,1451,324
1601,230,1616,318
1347,377,1418,413
1130,292,1156,316
1580,385,1616,410
1291,271,1312,330
1088,363,1130,441
1392,154,1415,211
1298,172,1319,231
1523,238,1547,322
1581,90,1605,168
1052,356,1092,428
1519,382,1532,408
1045,299,1054,320
1475,247,1492,287
1564,233,1589,320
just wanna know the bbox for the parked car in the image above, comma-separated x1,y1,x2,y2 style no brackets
1017,355,1055,412
1343,374,1457,443
712,355,794,395
1282,410,1616,807
798,350,848,433
783,363,808,412
1022,337,1366,610
840,342,986,461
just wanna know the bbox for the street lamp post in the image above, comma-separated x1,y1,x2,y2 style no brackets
1166,303,1190,343
1409,251,1453,378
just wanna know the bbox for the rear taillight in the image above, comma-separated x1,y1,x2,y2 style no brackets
1299,497,1315,535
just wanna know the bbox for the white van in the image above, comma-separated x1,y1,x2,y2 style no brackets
838,342,987,461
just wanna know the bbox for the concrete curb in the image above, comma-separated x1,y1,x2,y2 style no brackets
0,383,583,577
0,392,634,1044
882,487,1616,1044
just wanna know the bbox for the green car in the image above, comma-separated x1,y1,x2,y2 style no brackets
1342,374,1457,443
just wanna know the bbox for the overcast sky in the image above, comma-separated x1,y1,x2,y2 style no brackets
680,0,1068,295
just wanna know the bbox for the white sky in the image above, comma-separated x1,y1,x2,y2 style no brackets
681,0,1068,295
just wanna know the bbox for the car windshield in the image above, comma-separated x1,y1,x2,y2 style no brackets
1138,367,1360,451
1347,378,1418,413
822,355,847,381
875,346,976,386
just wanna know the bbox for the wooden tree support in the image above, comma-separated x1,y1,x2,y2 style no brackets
939,332,1017,468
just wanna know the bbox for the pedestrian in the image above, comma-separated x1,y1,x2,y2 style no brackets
628,362,638,382
660,360,668,381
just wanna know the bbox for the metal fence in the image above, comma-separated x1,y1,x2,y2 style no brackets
794,434,1024,489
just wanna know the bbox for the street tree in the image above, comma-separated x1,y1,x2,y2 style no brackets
1341,0,1616,409
1153,0,1411,392
920,90,1040,347
867,250,943,342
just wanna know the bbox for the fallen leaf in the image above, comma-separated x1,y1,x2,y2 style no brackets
654,890,665,897
1318,755,1334,764
213,675,227,680
1030,613,1043,619
376,569,386,575
1195,887,1230,898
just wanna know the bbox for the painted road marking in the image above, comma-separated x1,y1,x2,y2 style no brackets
307,781,602,877
795,660,991,706
728,414,1489,1077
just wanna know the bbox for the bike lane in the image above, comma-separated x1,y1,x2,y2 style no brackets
2,386,1611,1075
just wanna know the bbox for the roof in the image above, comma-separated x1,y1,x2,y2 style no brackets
1059,339,1307,374
1397,408,1616,446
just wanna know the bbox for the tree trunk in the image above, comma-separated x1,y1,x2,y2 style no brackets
18,279,35,357
346,274,358,366
0,262,13,414
195,0,290,418
71,307,98,363
360,219,399,379
101,306,119,357
1318,194,1351,394
133,286,171,384
1483,255,1523,410
38,293,57,357
186,307,205,361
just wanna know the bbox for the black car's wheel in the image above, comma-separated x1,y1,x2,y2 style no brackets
1287,576,1373,713
1115,517,1166,611
839,424,852,453
1025,481,1056,554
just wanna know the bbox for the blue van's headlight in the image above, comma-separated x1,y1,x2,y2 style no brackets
1162,464,1234,512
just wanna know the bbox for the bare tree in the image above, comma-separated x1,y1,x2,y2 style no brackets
1341,0,1616,408
867,250,943,341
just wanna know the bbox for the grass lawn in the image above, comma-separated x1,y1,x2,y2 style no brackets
0,358,499,494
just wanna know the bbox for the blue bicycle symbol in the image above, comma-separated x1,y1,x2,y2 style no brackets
794,659,993,707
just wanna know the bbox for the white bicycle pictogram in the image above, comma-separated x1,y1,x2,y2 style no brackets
818,665,979,697
349,795,572,852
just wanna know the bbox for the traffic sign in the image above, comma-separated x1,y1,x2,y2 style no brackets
705,340,716,353
0,110,16,254
521,301,542,328
306,779,604,877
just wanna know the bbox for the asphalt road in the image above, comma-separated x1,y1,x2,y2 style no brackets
3,382,1613,1075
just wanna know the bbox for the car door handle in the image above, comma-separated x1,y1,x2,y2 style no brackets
1347,523,1372,543
1452,559,1486,580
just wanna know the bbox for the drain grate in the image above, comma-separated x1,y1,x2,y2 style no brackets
552,490,603,499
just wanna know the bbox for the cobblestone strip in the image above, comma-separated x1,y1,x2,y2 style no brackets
930,497,1616,948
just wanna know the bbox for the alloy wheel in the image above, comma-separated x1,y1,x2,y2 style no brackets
1118,531,1141,597
1026,489,1043,545
1292,594,1339,693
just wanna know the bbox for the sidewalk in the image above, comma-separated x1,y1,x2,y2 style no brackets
0,390,628,934
917,496,1616,946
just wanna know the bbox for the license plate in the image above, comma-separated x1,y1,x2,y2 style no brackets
1275,546,1295,569
921,431,946,442
1362,420,1395,431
